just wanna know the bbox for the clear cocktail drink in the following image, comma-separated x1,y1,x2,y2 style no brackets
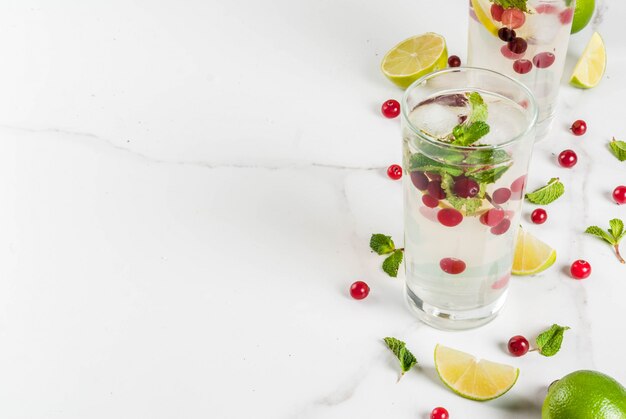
402,68,537,330
468,0,575,139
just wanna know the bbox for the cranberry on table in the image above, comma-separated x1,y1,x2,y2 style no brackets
558,149,578,168
422,194,440,208
493,187,512,204
533,52,556,69
430,406,449,419
350,281,370,299
613,185,626,204
491,3,504,21
513,59,533,74
387,164,403,180
498,27,516,42
453,177,479,198
448,55,461,67
570,260,592,279
501,8,526,29
437,208,463,227
508,335,530,357
410,171,429,190
531,208,547,224
440,258,466,275
571,119,587,136
381,99,400,118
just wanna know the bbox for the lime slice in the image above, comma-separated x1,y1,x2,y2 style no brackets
381,33,448,89
512,228,557,276
570,32,606,89
571,0,595,34
470,0,499,36
434,344,519,401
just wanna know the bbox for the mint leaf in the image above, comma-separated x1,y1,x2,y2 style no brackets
490,0,530,13
585,219,626,263
465,149,511,165
370,234,395,255
452,121,490,146
382,250,403,277
536,324,570,357
609,138,626,161
467,165,511,184
585,226,616,245
383,337,417,376
467,92,488,124
525,178,564,205
409,153,464,177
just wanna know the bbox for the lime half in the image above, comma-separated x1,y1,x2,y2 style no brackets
571,0,595,34
570,32,606,89
381,33,448,89
434,344,519,401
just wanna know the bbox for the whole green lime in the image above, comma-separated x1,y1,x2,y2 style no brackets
542,370,626,419
571,0,595,34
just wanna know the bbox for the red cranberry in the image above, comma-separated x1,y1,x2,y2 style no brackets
571,120,587,136
533,52,556,69
531,208,547,224
502,8,526,29
430,406,449,419
513,59,533,74
428,181,446,200
491,4,504,21
559,8,574,24
510,175,526,199
613,185,626,204
536,4,558,14
491,218,511,235
508,335,530,356
493,188,512,204
350,281,370,299
381,99,400,118
448,55,461,67
437,208,463,227
570,260,591,279
498,27,516,42
422,194,440,208
387,164,403,180
558,150,578,168
426,172,442,181
491,273,511,290
410,171,429,190
508,37,528,54
453,177,480,198
480,208,505,227
440,257,466,275
501,45,524,60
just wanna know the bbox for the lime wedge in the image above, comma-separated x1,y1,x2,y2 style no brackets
434,344,519,401
381,33,448,89
512,228,557,276
570,32,606,89
470,0,499,36
571,0,595,34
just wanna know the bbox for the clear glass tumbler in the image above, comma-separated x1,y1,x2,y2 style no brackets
468,0,575,139
401,68,537,330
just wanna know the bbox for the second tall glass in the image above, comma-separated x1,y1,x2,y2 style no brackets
468,0,575,139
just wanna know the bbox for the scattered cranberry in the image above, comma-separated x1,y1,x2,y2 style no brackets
533,52,556,69
508,335,530,356
493,187,512,204
531,208,547,224
410,171,429,190
501,45,524,60
498,27,516,42
438,208,463,227
558,150,578,168
570,260,591,279
350,281,370,299
426,172,442,182
508,37,528,54
480,208,505,227
513,59,533,74
491,218,511,235
440,257,466,275
502,8,526,29
430,406,449,419
422,194,440,208
613,185,626,204
387,164,403,180
559,8,574,24
491,4,504,21
448,55,461,67
428,180,446,200
571,119,587,136
510,175,526,196
453,177,479,198
381,99,400,118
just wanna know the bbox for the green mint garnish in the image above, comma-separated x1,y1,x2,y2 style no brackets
609,138,626,161
383,337,417,377
525,178,564,205
464,149,511,165
451,121,491,146
467,92,488,124
409,153,464,177
490,0,530,13
370,234,404,277
382,250,404,277
370,234,396,255
585,219,626,263
466,165,510,184
536,324,570,357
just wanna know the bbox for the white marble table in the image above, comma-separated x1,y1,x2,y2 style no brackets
1,1,624,418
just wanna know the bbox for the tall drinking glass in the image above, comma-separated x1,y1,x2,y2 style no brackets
468,0,575,139
401,68,537,330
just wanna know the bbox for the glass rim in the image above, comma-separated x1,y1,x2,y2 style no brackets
401,67,538,151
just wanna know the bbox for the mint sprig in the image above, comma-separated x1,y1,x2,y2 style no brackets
585,219,626,263
370,234,404,277
490,0,530,12
525,178,564,205
451,121,490,146
536,324,570,357
383,337,417,377
609,138,626,162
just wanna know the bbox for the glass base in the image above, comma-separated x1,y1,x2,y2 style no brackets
405,286,508,331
